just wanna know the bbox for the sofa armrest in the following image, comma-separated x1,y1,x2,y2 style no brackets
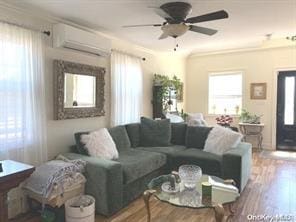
62,153,123,216
222,142,252,192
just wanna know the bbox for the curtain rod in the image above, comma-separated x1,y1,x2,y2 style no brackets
111,49,146,61
0,20,51,36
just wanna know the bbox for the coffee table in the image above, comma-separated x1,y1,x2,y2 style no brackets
143,174,239,222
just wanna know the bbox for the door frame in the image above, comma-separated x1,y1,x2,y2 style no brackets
272,67,296,150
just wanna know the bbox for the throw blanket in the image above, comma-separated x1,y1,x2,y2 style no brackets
24,155,86,199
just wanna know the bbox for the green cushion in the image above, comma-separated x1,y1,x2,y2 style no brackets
70,145,79,153
116,149,166,184
125,123,140,148
61,152,123,216
74,131,89,155
222,142,252,191
171,123,187,145
137,145,187,156
185,126,212,149
140,117,171,147
108,126,131,152
122,168,164,206
137,145,187,170
172,148,222,176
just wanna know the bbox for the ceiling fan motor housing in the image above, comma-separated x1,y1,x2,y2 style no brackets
161,24,189,38
160,2,192,23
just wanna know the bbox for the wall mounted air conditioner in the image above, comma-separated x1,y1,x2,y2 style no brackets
53,23,111,56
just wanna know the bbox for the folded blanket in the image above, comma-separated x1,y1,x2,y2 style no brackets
24,155,86,199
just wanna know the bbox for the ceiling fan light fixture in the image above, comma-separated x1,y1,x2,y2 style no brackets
161,24,189,38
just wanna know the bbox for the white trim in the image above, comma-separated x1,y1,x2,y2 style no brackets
188,45,296,58
271,67,296,151
262,142,273,150
209,70,243,77
205,114,240,118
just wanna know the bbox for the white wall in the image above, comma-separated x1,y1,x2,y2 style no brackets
186,47,296,149
0,5,186,161
0,5,187,218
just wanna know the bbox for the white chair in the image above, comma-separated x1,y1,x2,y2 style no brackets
187,113,207,126
165,112,184,123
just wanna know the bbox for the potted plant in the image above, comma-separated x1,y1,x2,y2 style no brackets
240,109,262,124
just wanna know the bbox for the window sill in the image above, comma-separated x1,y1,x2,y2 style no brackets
205,114,240,118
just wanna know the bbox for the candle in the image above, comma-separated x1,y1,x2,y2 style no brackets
202,182,212,205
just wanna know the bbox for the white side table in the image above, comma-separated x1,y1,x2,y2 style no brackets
238,123,265,150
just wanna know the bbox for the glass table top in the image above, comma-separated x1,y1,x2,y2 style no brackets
147,174,240,209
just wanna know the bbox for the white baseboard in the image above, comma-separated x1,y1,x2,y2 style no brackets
262,143,274,150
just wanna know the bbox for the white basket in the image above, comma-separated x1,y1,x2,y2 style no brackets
65,195,95,222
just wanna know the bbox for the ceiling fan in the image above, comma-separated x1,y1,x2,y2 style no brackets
123,2,229,40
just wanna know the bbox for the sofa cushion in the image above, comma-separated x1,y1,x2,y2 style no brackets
125,123,140,148
171,123,187,145
140,117,171,147
74,131,89,155
185,126,212,149
116,149,166,184
172,148,222,176
108,126,131,152
137,145,187,156
81,128,119,160
204,126,243,155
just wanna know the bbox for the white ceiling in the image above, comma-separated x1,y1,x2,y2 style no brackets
5,0,296,54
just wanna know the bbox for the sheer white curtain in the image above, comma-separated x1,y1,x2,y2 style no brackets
0,22,47,165
111,51,143,126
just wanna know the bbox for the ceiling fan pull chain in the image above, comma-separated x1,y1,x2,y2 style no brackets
174,37,178,51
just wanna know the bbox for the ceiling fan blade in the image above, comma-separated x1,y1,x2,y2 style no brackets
189,25,218,35
122,24,162,28
150,7,174,21
185,10,229,23
158,32,169,40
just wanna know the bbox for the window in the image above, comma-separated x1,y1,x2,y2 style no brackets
110,51,143,126
0,42,27,149
208,72,243,115
0,22,47,164
284,76,295,125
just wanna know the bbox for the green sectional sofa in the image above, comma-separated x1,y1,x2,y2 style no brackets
63,122,252,216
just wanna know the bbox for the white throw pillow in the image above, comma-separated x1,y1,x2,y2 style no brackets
204,126,243,155
188,119,203,126
187,113,207,126
81,128,119,160
165,113,184,123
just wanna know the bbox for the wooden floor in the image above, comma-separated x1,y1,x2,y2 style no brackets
21,151,296,222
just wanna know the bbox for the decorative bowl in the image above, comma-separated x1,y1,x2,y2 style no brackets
178,165,202,189
161,181,180,194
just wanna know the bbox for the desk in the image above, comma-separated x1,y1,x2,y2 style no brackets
239,123,264,150
0,160,35,222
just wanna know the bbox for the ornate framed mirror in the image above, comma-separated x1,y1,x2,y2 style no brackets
53,60,105,120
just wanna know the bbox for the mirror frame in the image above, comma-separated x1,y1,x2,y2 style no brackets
53,60,105,120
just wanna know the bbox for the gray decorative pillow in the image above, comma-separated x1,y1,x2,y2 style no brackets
74,132,90,155
125,123,140,148
108,126,131,152
140,117,171,147
185,126,213,149
171,123,187,145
